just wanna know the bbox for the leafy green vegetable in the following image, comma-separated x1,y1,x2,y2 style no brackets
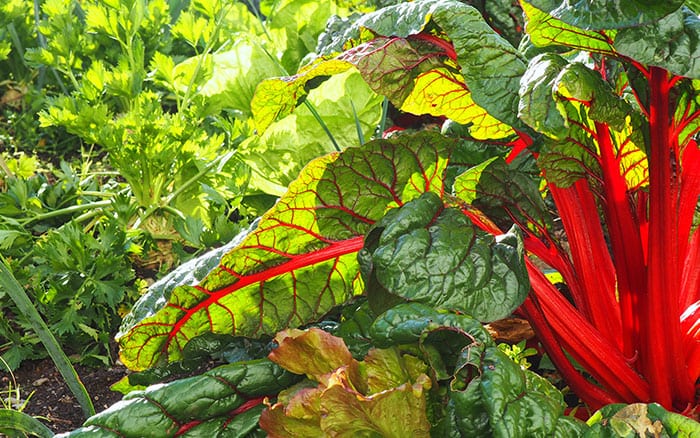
360,192,528,321
450,345,587,437
260,328,432,438
521,0,683,30
585,403,700,437
56,359,300,438
117,132,460,370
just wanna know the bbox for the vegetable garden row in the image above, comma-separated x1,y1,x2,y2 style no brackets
1,0,700,436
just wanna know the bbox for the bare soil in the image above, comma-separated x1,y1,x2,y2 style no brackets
5,358,128,434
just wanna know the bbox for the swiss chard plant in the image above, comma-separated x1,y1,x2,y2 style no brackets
60,0,700,435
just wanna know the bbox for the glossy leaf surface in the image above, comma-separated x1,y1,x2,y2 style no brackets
118,132,454,370
522,0,683,30
56,359,301,438
361,192,528,322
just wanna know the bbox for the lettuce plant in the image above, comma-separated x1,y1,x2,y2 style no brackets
69,0,700,434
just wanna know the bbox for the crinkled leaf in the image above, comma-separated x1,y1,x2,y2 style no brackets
269,328,356,380
369,302,494,348
323,0,527,124
522,0,683,31
257,0,525,137
452,346,588,437
361,191,528,322
261,328,432,438
118,132,453,370
520,54,648,189
524,2,700,79
454,156,551,231
242,69,383,195
57,359,301,438
614,7,700,79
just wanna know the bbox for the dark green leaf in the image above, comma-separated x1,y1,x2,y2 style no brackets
522,0,683,30
362,192,528,322
452,346,588,437
614,7,700,79
57,359,301,438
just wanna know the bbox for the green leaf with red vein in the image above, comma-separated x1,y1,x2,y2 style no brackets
521,1,617,55
522,0,683,31
254,35,513,139
453,156,551,233
254,0,524,138
519,54,648,190
57,359,301,437
117,132,453,371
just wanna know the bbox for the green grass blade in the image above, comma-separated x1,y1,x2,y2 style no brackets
0,257,95,419
0,409,54,437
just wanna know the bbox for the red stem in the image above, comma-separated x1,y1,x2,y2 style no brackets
520,297,616,410
644,66,692,408
525,259,650,402
594,121,646,361
548,181,621,347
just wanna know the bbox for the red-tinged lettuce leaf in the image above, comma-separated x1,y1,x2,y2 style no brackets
56,359,301,438
451,345,588,437
269,328,356,381
360,192,528,322
519,53,648,190
117,132,453,371
262,327,432,438
255,0,525,137
522,0,683,31
584,403,700,436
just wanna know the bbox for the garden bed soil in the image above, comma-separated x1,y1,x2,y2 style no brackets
6,358,129,434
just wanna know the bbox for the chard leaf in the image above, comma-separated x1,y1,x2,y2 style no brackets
117,132,453,371
519,54,648,189
522,0,683,31
452,345,587,437
255,0,525,138
521,1,616,56
368,302,494,348
453,156,551,232
361,192,528,322
56,359,301,438
614,7,700,79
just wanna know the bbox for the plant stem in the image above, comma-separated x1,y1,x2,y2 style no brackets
0,257,95,419
644,66,691,408
22,200,112,226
